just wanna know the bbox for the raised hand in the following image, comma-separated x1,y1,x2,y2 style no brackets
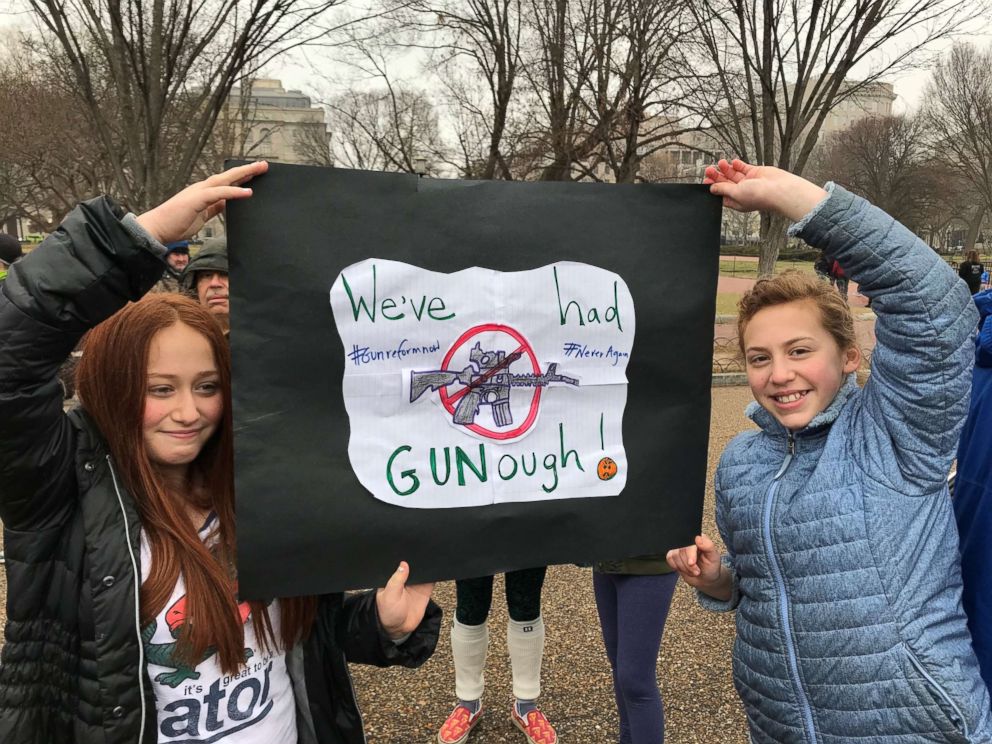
703,158,828,222
666,534,730,599
136,161,269,244
375,561,435,639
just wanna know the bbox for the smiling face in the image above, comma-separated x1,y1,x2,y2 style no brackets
143,322,224,480
743,299,860,431
196,271,230,316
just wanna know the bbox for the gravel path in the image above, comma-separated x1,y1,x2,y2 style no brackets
352,385,755,744
0,385,757,743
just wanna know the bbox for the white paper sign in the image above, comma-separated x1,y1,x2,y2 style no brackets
329,259,635,508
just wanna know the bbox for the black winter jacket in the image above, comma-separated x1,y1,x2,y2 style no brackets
0,197,441,744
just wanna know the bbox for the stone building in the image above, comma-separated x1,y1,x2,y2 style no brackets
637,78,896,184
199,78,331,238
225,78,332,165
815,80,896,140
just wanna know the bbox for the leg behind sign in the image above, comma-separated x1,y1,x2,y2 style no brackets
505,567,557,744
440,576,496,744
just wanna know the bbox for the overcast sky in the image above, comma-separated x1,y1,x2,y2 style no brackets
267,15,992,115
3,6,991,115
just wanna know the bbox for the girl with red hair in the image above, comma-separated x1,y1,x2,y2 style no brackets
0,162,440,744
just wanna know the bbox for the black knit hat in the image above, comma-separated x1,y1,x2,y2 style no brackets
0,233,22,265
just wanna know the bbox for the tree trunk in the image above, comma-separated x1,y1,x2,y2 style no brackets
757,212,788,277
965,206,986,253
539,152,572,181
616,152,639,183
482,102,508,180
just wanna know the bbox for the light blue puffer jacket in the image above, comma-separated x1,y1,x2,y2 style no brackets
703,185,992,743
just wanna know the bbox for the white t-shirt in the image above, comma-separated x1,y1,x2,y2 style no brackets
140,516,297,743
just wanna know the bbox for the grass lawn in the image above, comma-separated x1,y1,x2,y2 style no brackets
719,258,817,278
715,259,818,316
716,292,741,316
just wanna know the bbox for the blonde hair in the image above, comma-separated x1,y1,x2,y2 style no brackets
738,270,856,355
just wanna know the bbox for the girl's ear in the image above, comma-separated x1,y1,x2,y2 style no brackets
842,344,862,375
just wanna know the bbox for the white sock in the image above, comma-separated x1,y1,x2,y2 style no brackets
507,616,544,701
451,619,488,702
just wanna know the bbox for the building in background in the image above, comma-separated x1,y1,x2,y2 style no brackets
815,80,896,140
226,79,332,165
199,78,331,238
638,78,896,185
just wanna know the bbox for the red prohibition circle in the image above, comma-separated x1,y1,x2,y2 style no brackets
438,323,542,440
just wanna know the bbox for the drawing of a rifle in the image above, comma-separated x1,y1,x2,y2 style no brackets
409,343,578,427
409,367,475,403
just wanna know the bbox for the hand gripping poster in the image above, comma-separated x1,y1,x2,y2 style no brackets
227,163,721,597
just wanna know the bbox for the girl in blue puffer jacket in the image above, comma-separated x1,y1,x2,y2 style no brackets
667,159,992,743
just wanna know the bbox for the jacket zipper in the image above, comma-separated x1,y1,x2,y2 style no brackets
107,456,147,744
904,644,969,735
762,434,817,743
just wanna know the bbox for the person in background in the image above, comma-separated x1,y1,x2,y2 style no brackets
959,250,985,295
593,556,678,743
953,287,992,693
828,256,848,301
438,569,556,744
0,233,22,282
813,250,831,283
151,240,190,292
181,237,230,333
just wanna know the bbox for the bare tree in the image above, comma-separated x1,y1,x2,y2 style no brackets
723,208,760,249
687,0,986,275
923,42,992,253
439,76,506,178
326,91,393,171
294,122,336,167
810,114,941,233
27,0,354,211
521,0,597,181
517,0,702,183
327,87,445,173
433,72,534,178
196,81,289,178
915,160,975,251
0,43,117,229
576,0,697,184
310,35,448,173
407,0,524,179
330,0,695,183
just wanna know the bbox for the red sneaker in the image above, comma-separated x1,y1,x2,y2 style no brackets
510,705,558,744
438,703,484,744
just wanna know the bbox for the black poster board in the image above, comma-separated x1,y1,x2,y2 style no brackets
227,162,721,598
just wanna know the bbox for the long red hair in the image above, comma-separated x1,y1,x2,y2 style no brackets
76,294,316,672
